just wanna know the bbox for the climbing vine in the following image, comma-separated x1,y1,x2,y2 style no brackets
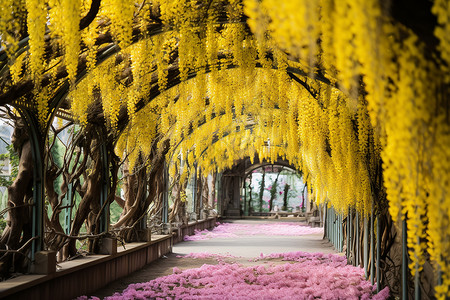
0,0,449,297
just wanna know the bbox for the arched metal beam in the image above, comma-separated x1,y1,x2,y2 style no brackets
14,108,45,261
0,10,333,263
1,21,332,134
243,162,299,179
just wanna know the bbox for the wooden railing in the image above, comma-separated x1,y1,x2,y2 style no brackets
0,217,217,300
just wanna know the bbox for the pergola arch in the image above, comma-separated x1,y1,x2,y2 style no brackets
0,1,448,298
0,6,375,273
217,156,306,217
243,162,299,180
0,10,336,134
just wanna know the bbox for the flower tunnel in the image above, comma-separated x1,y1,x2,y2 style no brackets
0,0,449,299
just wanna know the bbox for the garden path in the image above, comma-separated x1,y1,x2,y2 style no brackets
85,220,389,300
89,219,338,299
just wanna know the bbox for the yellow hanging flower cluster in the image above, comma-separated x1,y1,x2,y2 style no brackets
60,0,81,82
2,1,449,297
432,0,450,82
427,119,450,297
9,52,26,84
81,1,99,73
101,0,135,48
25,0,46,80
0,1,26,59
242,1,449,297
116,102,158,170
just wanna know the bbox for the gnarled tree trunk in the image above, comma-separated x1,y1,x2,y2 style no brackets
169,162,188,225
113,140,169,241
60,125,107,258
0,120,33,278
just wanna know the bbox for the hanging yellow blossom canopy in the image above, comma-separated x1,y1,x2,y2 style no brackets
0,0,449,298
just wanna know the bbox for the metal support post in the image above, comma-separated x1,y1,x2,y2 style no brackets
377,213,381,293
364,215,368,278
244,179,247,216
332,208,335,246
335,208,337,248
63,183,73,235
356,210,359,267
22,110,44,262
334,208,337,248
337,212,340,251
330,207,332,243
415,258,421,300
198,168,203,217
349,209,353,264
333,209,336,248
162,163,169,223
216,172,222,214
347,208,350,258
340,214,342,251
438,266,442,286
334,208,337,247
192,164,198,217
371,208,375,285
99,143,110,233
330,207,333,245
402,218,408,299
326,206,329,240
338,214,341,252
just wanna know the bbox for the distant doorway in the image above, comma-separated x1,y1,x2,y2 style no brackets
243,165,307,216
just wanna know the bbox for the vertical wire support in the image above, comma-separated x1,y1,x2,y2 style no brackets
332,207,334,246
336,209,339,249
334,208,337,248
216,170,221,213
327,206,330,241
377,213,381,293
21,110,44,262
330,207,336,249
337,209,340,250
335,208,337,248
100,143,110,233
336,213,341,252
347,208,350,259
64,183,73,235
198,168,203,217
370,207,375,285
356,210,359,267
193,164,198,217
162,162,169,224
415,236,421,300
364,215,368,278
244,178,247,216
438,265,442,286
327,206,330,242
340,213,344,252
349,208,353,264
402,218,408,298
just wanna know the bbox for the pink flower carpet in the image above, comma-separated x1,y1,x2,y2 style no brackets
78,251,389,300
184,222,323,241
77,223,389,299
